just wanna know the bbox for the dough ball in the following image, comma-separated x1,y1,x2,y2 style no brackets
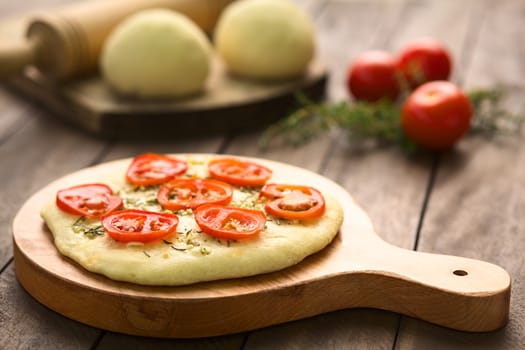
215,0,315,80
100,9,212,98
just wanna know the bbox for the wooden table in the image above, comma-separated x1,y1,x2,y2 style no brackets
1,0,524,348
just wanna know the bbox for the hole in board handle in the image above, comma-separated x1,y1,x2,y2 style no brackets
453,269,468,276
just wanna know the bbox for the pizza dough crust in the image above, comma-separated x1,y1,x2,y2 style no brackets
100,9,212,98
41,156,343,286
214,0,315,80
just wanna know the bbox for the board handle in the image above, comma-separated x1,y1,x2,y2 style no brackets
343,236,511,332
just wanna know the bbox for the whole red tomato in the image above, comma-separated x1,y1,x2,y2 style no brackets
397,38,452,87
401,81,473,150
347,50,400,102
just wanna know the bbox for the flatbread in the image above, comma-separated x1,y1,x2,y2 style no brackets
40,155,343,286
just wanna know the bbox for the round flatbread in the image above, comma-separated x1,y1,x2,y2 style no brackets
40,155,343,286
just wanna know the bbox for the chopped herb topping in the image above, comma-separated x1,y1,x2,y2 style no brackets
230,188,264,210
175,209,193,216
272,218,282,226
72,216,105,239
118,185,161,211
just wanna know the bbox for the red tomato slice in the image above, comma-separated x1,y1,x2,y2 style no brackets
194,204,266,240
102,209,179,243
261,184,325,220
56,183,122,218
157,178,233,210
208,158,272,187
259,183,302,199
126,153,188,186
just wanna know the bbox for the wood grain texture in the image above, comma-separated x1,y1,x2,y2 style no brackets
383,0,477,82
0,265,100,350
0,90,32,142
96,333,244,350
0,115,108,266
0,0,72,18
396,0,525,348
319,0,407,102
235,1,416,348
1,0,524,348
243,309,399,350
395,138,525,350
0,118,109,348
4,60,327,138
12,155,511,338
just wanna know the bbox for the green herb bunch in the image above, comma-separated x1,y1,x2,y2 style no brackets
260,88,524,152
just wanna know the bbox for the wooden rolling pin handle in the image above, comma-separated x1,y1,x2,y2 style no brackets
0,40,36,78
0,0,235,81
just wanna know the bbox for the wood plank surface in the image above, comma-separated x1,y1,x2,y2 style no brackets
0,0,72,17
1,0,524,349
395,0,525,348
228,1,416,349
241,1,483,349
0,109,110,349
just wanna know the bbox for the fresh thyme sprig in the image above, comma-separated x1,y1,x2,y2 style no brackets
467,88,525,134
259,88,524,152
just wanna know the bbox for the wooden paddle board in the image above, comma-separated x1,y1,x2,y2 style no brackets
12,155,511,338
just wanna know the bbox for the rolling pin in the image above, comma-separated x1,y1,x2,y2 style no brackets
0,0,235,80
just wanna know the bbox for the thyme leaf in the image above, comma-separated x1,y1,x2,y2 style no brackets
467,88,525,134
72,216,105,239
118,185,161,211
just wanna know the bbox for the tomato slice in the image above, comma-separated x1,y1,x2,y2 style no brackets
126,153,188,186
56,183,122,218
260,184,325,220
194,204,266,240
157,178,233,210
102,209,179,243
208,158,272,187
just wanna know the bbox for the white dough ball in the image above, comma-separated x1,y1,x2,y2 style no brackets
215,0,315,80
101,9,212,98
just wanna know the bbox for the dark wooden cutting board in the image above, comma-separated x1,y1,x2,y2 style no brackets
12,155,511,338
1,16,327,138
6,60,327,138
